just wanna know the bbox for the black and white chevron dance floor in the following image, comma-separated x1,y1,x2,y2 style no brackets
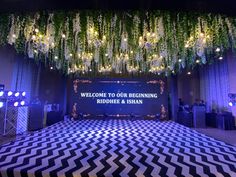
0,119,236,177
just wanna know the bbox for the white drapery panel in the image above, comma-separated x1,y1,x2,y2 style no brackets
200,59,230,112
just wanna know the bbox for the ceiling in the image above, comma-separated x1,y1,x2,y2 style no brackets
0,0,236,16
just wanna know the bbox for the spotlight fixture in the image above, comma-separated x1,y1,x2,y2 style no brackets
229,101,233,107
0,91,4,97
0,102,3,108
14,102,19,107
187,71,191,75
14,92,20,97
196,59,200,63
8,91,13,96
62,34,66,38
219,56,223,60
50,66,53,70
178,59,182,62
20,101,25,106
22,92,26,97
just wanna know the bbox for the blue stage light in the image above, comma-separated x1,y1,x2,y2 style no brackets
20,101,25,106
0,102,3,108
0,91,4,97
15,92,20,97
22,92,26,97
14,102,19,107
8,91,13,96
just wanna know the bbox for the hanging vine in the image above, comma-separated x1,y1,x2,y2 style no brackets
0,10,235,75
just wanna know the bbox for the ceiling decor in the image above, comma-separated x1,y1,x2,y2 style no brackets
0,11,235,75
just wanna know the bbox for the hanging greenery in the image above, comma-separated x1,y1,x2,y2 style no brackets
0,10,235,75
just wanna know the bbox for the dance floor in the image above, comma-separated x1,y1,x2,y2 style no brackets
0,119,236,177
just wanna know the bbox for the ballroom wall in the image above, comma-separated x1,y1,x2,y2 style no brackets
227,51,236,117
177,69,200,106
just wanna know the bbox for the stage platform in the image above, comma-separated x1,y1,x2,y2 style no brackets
0,119,236,177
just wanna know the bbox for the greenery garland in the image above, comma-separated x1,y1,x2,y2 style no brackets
0,10,235,75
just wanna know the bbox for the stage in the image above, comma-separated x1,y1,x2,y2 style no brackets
0,119,236,177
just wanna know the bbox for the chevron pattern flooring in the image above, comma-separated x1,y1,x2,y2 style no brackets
0,119,236,177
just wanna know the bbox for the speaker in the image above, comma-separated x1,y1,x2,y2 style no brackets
46,111,63,126
28,105,44,131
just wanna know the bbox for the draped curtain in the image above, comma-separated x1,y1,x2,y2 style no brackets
200,59,230,112
11,56,40,102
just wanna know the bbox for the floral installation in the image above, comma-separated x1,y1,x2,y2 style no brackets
160,104,167,120
0,11,235,75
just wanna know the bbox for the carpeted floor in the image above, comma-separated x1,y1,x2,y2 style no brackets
0,119,236,177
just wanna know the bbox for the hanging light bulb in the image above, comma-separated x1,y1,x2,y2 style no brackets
32,35,36,40
200,33,204,37
216,48,221,52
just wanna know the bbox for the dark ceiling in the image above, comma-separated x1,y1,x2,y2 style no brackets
0,0,236,16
